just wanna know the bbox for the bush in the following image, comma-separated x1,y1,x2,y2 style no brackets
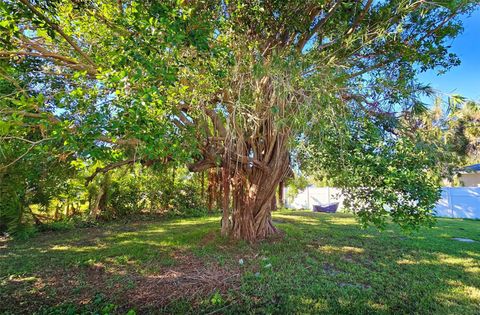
103,168,208,219
160,182,208,218
37,220,75,232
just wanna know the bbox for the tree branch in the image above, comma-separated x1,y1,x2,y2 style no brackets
297,0,343,51
2,109,60,124
346,59,392,80
345,0,373,36
18,0,96,66
85,157,169,185
85,159,136,184
0,51,97,76
417,11,457,43
0,137,53,170
204,108,227,137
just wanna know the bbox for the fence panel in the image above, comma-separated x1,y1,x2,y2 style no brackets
285,186,343,211
285,186,480,219
435,187,480,219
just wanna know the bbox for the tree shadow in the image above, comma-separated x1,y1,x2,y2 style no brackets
0,216,240,313
250,211,480,314
1,212,479,314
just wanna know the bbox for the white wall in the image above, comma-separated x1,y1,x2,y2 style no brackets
285,186,480,219
434,187,480,219
285,186,344,211
459,173,480,187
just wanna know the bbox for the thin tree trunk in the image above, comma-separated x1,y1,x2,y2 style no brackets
90,190,104,218
216,168,223,211
221,164,230,236
271,192,277,212
90,174,110,219
54,203,61,220
201,171,205,200
279,181,284,208
207,168,218,212
16,191,25,227
65,199,70,217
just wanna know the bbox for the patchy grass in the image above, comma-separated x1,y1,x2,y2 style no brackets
1,211,479,314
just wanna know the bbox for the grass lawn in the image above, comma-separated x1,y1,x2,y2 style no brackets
1,210,479,314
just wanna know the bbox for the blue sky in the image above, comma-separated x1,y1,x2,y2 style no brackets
418,9,480,102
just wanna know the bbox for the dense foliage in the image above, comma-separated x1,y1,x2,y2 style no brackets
1,0,479,239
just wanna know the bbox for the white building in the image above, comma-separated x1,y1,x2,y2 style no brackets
458,163,480,187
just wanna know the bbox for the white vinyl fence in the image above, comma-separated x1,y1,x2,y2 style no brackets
285,186,480,219
434,187,480,219
285,186,344,211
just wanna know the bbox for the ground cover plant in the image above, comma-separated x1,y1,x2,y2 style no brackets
1,210,479,314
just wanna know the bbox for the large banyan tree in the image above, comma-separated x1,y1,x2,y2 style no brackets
1,0,477,241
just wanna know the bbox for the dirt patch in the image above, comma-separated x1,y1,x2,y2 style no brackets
0,252,241,314
323,263,343,276
199,231,218,246
124,252,240,312
338,282,372,290
263,229,286,243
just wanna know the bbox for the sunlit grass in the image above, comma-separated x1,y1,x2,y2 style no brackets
0,210,479,314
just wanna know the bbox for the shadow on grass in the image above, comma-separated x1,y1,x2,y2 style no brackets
240,211,480,314
0,216,242,314
1,211,479,314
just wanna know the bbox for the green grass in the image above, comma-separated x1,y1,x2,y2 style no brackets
1,211,479,314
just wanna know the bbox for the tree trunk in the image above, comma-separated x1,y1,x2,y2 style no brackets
207,168,215,211
207,168,221,212
65,199,71,217
191,153,289,242
90,173,110,219
221,163,231,236
54,203,61,220
90,190,104,218
271,192,277,212
187,76,293,242
201,171,205,200
278,181,284,208
229,173,280,241
227,134,291,242
216,168,223,211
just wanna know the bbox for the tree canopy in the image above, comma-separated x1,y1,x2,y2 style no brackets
1,0,479,241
